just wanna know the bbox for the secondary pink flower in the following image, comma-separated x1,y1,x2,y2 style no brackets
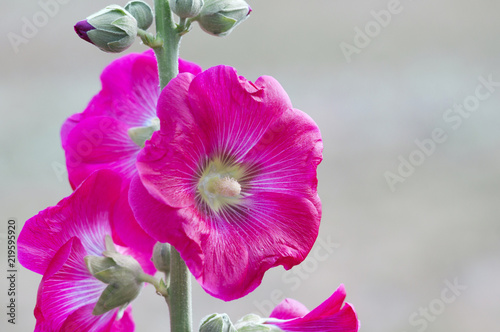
264,285,359,331
129,65,323,300
61,50,202,254
18,170,151,331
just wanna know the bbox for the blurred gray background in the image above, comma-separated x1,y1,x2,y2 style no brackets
1,0,500,331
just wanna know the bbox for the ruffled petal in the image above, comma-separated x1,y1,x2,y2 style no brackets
197,191,319,300
187,66,292,161
137,66,294,209
131,171,319,300
18,170,122,274
131,65,323,301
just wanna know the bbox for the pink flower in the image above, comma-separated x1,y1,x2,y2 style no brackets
263,285,360,331
61,50,202,255
129,65,323,300
18,170,152,331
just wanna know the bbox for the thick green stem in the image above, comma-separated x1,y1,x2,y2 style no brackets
152,2,191,332
153,0,180,89
168,248,192,332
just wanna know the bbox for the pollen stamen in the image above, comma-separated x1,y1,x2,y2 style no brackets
209,176,241,197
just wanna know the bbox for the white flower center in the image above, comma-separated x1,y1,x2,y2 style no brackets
206,176,241,197
197,157,247,213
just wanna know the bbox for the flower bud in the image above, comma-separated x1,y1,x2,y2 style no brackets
194,0,251,37
125,1,154,30
85,236,144,315
170,0,204,19
152,241,171,275
199,313,237,332
74,5,138,53
234,314,282,331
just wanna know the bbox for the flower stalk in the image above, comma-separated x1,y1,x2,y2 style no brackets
153,1,192,331
154,0,181,89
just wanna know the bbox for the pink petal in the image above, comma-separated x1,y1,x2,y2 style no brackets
61,304,134,332
270,298,309,320
18,170,122,275
64,117,139,187
129,175,204,277
242,107,323,212
303,284,346,321
35,237,110,331
130,173,320,300
136,72,200,208
137,66,293,209
112,183,156,264
131,65,323,301
267,285,359,332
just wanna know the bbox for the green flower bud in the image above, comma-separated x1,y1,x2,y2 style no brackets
152,241,171,275
200,313,237,332
170,0,205,19
125,1,154,30
234,314,282,332
194,0,251,37
74,5,138,53
84,236,144,315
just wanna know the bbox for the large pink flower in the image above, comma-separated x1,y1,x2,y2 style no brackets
129,66,323,300
61,50,202,254
263,285,359,331
18,170,152,331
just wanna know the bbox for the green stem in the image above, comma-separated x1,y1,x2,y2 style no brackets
153,3,191,331
153,0,181,89
138,273,169,298
168,248,193,332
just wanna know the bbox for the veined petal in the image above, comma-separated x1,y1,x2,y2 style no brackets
131,65,323,301
18,170,122,275
35,237,109,331
243,107,323,209
61,304,134,332
187,66,292,161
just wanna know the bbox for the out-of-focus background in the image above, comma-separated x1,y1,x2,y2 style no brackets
1,0,500,331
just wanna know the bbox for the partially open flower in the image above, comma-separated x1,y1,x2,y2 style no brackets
129,65,323,300
18,170,153,331
234,285,359,331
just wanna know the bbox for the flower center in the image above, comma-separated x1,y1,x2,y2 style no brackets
128,117,160,147
197,157,246,212
206,175,241,197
